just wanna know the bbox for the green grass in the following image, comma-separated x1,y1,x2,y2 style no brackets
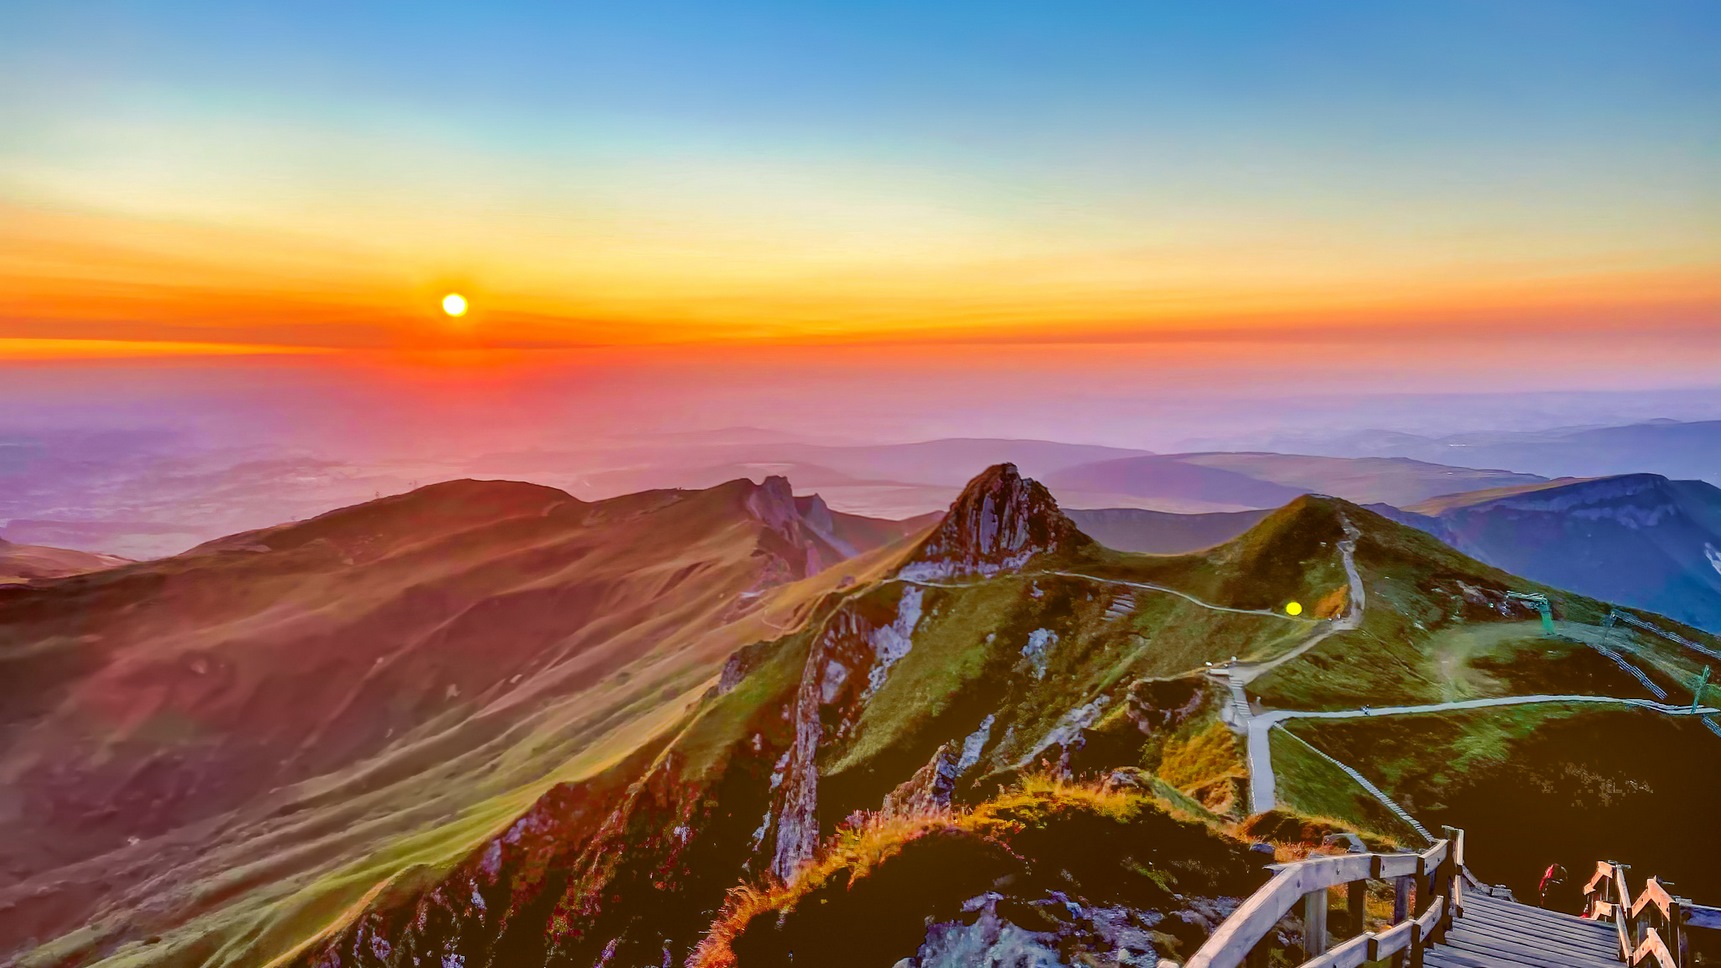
1282,705,1587,812
831,580,1024,775
23,671,712,968
1269,728,1420,844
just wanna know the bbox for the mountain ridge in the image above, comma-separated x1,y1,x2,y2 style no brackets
13,465,1721,968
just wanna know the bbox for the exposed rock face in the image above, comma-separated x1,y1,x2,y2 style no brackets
744,475,800,535
882,743,962,817
912,891,1167,968
898,464,1089,581
768,583,929,879
740,477,868,584
797,493,837,535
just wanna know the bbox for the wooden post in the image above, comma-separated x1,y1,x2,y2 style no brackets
1672,898,1690,968
1614,862,1634,960
1427,833,1455,944
1304,887,1330,957
1437,826,1462,936
1391,875,1412,968
1450,827,1465,920
1349,879,1368,938
1407,922,1425,968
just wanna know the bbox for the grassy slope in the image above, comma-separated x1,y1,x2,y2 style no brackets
821,502,1344,817
1268,728,1420,844
1245,503,1665,709
9,488,927,968
41,478,1721,965
1285,707,1721,903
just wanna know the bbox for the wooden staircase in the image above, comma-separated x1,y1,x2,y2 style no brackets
1185,829,1720,968
1426,888,1617,967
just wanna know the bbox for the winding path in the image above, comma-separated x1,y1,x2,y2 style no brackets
1247,694,1721,815
891,569,1300,622
1229,515,1364,684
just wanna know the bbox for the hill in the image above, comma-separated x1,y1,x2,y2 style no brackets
246,468,1719,968
0,536,128,583
13,465,1721,968
0,476,923,965
1046,452,1545,512
1306,419,1721,486
1392,474,1721,632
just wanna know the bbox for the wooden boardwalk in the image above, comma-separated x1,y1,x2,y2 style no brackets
1185,833,1717,968
1427,889,1618,968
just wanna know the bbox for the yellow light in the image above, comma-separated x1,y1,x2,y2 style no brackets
1285,601,1303,616
441,293,468,317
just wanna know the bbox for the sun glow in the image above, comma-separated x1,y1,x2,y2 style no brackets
442,293,469,317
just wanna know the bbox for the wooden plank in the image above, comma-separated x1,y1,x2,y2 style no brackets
1302,934,1371,968
1369,919,1414,961
1379,854,1422,879
1187,866,1307,968
1424,947,1529,968
1418,840,1450,872
1416,897,1445,933
1451,912,1618,949
1687,904,1721,931
1631,877,1674,920
1629,931,1677,968
1584,861,1617,896
1305,887,1330,956
1444,935,1618,968
1459,899,1618,937
1452,916,1617,956
1298,854,1376,893
1448,919,1621,962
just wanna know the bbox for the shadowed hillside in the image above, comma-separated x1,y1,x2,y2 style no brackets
0,476,922,965
0,536,128,584
12,465,1721,968
1393,474,1721,632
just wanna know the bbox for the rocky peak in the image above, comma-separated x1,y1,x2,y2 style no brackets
795,493,836,534
743,475,799,534
898,463,1088,580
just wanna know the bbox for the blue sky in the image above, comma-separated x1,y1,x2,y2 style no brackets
1,1,1717,366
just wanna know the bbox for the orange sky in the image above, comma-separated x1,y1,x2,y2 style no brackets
4,3,1718,378
4,194,1718,364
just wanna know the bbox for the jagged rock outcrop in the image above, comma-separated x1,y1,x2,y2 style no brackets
768,583,929,878
897,463,1089,581
882,743,962,817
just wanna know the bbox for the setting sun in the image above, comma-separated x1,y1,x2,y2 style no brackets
441,293,468,317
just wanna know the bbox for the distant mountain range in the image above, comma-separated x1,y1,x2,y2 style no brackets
1065,507,1271,554
1045,452,1545,511
1389,474,1721,633
0,536,128,584
7,432,1561,557
1297,419,1721,485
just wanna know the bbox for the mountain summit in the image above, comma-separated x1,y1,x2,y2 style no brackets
898,463,1089,580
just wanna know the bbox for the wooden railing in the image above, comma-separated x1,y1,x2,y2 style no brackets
1186,827,1463,968
1582,860,1721,967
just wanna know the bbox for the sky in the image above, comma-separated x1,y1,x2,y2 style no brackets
2,1,1720,443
